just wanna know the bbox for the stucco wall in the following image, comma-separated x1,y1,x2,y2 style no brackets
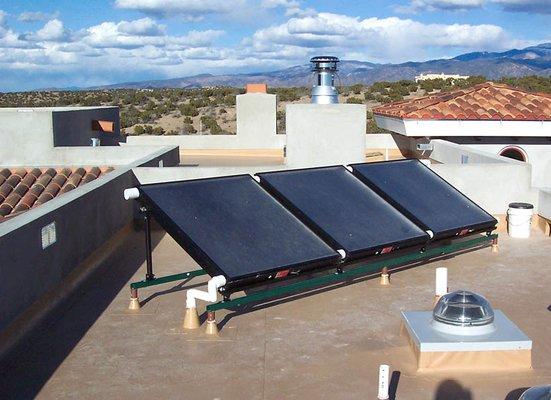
53,107,123,146
1,145,177,167
285,104,366,168
236,93,277,142
126,94,283,151
431,163,538,214
459,143,551,188
0,110,53,164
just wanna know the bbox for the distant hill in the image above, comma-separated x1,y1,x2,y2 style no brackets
87,43,551,90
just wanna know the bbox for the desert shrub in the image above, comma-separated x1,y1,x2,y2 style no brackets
152,126,165,135
201,115,223,134
133,125,144,135
350,84,363,94
184,123,197,134
180,104,199,117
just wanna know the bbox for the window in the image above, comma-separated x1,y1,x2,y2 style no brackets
499,146,526,162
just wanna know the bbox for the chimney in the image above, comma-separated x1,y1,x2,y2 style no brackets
310,56,339,104
246,83,268,94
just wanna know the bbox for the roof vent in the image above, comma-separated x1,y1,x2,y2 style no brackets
431,290,496,335
310,56,339,104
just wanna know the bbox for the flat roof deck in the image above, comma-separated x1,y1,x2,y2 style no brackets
1,228,550,399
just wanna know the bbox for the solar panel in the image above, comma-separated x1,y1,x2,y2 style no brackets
137,175,340,283
257,166,429,259
350,160,497,239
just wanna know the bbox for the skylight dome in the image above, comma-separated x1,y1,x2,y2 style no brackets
433,290,494,327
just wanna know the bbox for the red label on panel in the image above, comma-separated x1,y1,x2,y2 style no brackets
381,246,394,254
275,269,290,278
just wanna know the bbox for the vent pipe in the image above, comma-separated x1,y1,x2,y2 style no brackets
310,56,339,104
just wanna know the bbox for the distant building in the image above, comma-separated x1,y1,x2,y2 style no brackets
415,73,469,82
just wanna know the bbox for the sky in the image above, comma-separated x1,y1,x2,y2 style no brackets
0,0,549,91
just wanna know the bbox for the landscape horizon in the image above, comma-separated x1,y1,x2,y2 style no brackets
27,41,551,92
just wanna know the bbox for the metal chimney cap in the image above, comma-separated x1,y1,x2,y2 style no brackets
310,56,340,63
519,386,551,400
310,56,339,71
433,290,494,327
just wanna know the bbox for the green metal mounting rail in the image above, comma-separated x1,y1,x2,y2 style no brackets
206,234,498,312
130,269,207,290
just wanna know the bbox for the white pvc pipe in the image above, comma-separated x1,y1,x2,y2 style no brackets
378,364,390,400
124,187,140,200
435,267,448,296
186,275,227,309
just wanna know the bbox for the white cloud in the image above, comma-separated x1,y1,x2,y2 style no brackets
117,17,165,36
83,19,223,49
34,19,70,42
249,13,527,62
114,0,245,19
18,11,60,22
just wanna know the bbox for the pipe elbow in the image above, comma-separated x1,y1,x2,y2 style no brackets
186,275,226,309
124,187,140,200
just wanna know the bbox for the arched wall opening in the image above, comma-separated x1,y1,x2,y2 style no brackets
499,146,527,162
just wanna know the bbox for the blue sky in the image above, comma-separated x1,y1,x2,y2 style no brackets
0,0,549,91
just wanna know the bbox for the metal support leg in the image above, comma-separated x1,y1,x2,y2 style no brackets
205,311,219,335
380,266,390,286
141,207,155,281
129,287,141,310
491,237,499,253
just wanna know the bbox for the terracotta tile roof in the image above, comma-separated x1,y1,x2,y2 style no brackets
0,166,114,223
373,82,551,121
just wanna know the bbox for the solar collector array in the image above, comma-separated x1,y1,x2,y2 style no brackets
136,160,496,287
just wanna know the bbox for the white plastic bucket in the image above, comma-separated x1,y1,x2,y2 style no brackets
507,202,533,239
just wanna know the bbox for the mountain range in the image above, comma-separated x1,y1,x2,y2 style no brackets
90,43,551,90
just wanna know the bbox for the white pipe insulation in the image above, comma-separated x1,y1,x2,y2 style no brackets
186,275,227,309
435,267,448,296
124,187,140,200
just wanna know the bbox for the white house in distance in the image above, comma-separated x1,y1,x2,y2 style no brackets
373,82,551,188
415,73,469,82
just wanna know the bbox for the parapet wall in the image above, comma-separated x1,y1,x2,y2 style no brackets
0,146,178,350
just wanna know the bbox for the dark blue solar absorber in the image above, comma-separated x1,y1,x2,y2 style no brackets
257,166,429,260
350,160,497,240
137,175,340,283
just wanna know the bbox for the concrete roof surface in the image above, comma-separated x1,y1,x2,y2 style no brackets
373,82,551,121
1,227,550,400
